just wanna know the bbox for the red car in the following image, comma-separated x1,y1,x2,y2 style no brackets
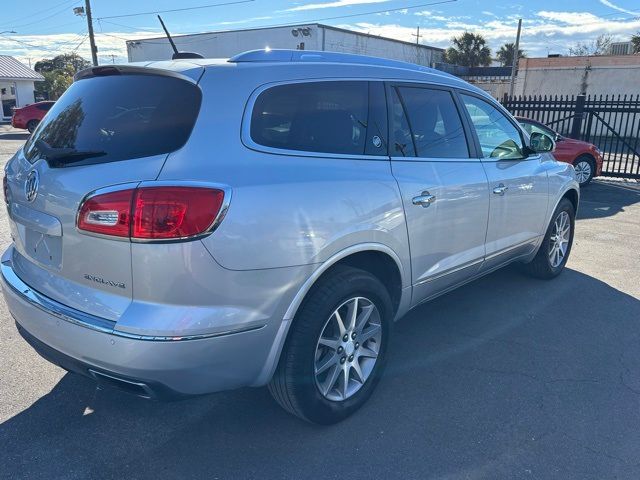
11,101,55,133
517,117,603,186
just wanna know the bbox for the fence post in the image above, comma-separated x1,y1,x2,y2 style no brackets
570,94,586,140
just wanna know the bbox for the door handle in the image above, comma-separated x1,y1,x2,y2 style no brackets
412,192,436,208
493,184,509,196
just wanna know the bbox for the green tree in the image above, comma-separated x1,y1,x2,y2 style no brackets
38,69,74,100
632,32,640,54
496,42,526,67
34,53,91,100
34,53,91,75
443,32,492,67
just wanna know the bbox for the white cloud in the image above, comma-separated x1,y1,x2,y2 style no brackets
285,0,388,12
339,11,640,57
599,0,639,16
0,31,153,65
415,10,454,22
537,11,604,25
215,15,274,26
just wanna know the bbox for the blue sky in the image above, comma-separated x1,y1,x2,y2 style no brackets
0,0,639,64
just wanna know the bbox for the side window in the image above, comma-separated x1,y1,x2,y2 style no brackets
250,81,369,155
396,86,469,158
520,121,555,139
461,94,525,160
390,87,416,157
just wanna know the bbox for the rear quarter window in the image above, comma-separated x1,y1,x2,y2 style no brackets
24,73,201,167
249,81,370,156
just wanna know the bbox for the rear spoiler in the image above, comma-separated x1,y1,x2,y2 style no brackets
74,65,202,84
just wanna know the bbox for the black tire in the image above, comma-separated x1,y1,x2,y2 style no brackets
268,265,392,424
573,155,595,186
26,120,39,134
522,198,575,279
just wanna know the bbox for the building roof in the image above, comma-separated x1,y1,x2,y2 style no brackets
127,23,444,53
0,55,44,81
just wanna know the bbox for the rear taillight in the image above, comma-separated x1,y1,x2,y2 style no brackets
78,186,226,241
78,189,134,237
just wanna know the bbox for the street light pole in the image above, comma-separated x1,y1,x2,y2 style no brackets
508,19,522,98
85,0,98,66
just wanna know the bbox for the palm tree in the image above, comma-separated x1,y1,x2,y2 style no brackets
443,32,491,67
496,43,526,67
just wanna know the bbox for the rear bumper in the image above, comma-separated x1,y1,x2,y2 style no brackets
10,116,25,129
0,251,280,398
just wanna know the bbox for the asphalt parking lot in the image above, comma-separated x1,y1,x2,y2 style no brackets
0,129,639,480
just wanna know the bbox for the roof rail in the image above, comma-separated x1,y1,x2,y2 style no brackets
228,49,442,74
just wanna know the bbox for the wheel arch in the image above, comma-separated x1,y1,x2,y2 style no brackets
562,187,579,213
252,243,410,386
573,152,596,165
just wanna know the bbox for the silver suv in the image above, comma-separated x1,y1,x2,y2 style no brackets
1,50,578,424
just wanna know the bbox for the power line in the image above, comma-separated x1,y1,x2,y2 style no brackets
0,0,79,28
109,0,460,45
96,0,255,20
2,1,83,31
0,31,87,55
71,33,90,53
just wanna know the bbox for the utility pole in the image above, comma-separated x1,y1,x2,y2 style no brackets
412,26,421,45
508,18,522,98
412,26,422,65
85,0,98,66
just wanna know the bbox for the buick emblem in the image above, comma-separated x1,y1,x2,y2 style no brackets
25,170,39,203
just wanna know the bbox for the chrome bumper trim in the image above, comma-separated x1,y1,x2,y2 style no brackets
1,258,265,341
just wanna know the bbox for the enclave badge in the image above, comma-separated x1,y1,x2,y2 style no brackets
84,274,126,289
25,170,39,203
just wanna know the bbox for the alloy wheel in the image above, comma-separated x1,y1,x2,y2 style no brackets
549,211,571,268
574,160,592,185
314,296,382,402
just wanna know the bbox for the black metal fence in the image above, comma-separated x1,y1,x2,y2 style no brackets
501,94,640,179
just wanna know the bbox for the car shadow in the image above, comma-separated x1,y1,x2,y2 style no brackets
2,266,640,479
578,180,640,220
0,133,30,141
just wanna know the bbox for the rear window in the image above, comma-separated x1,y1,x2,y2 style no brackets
24,73,201,167
250,81,369,156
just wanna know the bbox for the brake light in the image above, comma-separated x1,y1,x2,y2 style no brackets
78,189,134,237
77,186,225,240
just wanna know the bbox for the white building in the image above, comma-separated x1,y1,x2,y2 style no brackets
0,55,43,120
127,23,444,67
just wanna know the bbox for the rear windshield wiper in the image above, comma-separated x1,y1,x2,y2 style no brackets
35,139,107,164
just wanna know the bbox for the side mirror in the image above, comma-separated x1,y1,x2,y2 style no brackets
529,132,555,153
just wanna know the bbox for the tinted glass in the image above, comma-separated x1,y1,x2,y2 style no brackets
36,102,54,111
250,81,369,155
396,87,469,158
390,88,416,157
519,120,556,138
461,94,525,160
24,74,201,167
